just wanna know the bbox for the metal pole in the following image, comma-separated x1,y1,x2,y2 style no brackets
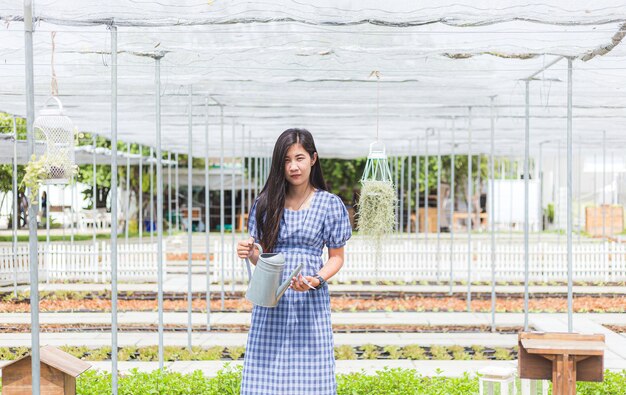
490,97,497,332
70,175,75,244
566,58,574,333
400,156,405,233
12,116,18,297
241,125,246,280
92,135,97,246
509,156,514,242
176,152,180,231
436,130,441,282
602,130,606,239
110,24,119,394
415,141,420,237
204,97,211,330
578,145,582,243
150,148,154,245
92,135,97,283
231,121,236,292
524,80,531,331
449,119,456,295
155,54,165,370
424,131,430,240
139,144,143,242
247,129,252,212
538,143,543,243
466,108,473,312
407,142,412,236
25,1,39,389
168,152,172,237
219,106,225,309
187,85,193,351
125,144,130,243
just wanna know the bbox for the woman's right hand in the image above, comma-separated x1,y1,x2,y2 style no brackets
237,237,256,260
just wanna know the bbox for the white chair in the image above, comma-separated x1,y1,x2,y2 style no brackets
478,365,517,395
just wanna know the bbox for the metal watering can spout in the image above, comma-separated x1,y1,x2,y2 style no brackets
244,243,303,308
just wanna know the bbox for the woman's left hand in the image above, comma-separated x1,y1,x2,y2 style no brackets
290,274,319,292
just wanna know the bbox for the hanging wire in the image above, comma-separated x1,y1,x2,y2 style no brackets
50,31,58,96
369,70,381,142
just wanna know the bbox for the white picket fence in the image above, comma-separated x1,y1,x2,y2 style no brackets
0,242,164,284
213,236,626,283
2,236,625,286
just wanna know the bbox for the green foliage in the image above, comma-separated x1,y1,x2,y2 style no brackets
320,157,367,198
429,346,452,360
2,367,625,394
334,345,357,360
360,344,380,360
493,347,513,360
226,346,245,360
402,345,427,360
383,345,403,359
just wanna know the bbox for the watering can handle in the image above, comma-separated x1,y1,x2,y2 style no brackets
244,242,263,282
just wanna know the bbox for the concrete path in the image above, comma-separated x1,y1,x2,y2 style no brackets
2,277,624,294
2,311,625,327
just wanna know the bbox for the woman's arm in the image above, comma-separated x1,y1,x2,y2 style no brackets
291,246,344,291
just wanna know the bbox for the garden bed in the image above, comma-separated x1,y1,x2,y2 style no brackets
0,344,519,361
1,294,624,313
0,323,523,334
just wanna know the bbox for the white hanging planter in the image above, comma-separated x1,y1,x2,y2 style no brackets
357,141,397,270
21,97,78,204
33,96,77,185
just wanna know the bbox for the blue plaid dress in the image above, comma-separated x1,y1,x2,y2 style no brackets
241,190,352,395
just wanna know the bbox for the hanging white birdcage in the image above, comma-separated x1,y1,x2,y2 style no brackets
33,96,76,184
361,141,393,184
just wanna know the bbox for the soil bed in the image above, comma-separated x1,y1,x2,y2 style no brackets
1,295,623,313
0,323,523,334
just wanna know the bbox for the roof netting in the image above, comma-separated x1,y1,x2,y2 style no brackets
1,1,626,158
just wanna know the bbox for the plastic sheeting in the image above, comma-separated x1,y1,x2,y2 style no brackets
1,1,626,158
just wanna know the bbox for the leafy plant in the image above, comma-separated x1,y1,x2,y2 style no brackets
334,345,357,360
494,347,513,360
430,345,452,360
227,346,245,360
402,345,427,360
360,344,380,360
383,345,403,359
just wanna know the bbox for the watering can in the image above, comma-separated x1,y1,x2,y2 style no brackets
244,243,303,308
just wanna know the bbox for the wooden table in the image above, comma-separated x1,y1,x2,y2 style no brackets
518,332,605,395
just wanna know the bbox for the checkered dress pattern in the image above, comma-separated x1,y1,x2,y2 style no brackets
241,190,352,395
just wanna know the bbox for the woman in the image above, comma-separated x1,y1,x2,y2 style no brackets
237,128,351,395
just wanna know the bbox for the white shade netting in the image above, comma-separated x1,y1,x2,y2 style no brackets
0,1,625,158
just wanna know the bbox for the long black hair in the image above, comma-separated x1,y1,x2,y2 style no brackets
254,128,327,252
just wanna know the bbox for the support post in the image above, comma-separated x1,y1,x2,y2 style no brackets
155,54,165,370
566,58,574,332
466,108,473,311
187,85,193,350
110,24,119,394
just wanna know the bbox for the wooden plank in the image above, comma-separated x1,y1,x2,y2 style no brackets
521,339,605,356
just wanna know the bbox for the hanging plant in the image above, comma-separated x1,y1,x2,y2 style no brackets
357,180,396,239
357,179,397,275
20,154,78,205
20,154,48,205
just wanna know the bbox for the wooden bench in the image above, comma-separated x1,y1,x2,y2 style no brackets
518,332,605,395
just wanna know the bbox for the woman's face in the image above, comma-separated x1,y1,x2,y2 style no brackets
284,143,317,187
